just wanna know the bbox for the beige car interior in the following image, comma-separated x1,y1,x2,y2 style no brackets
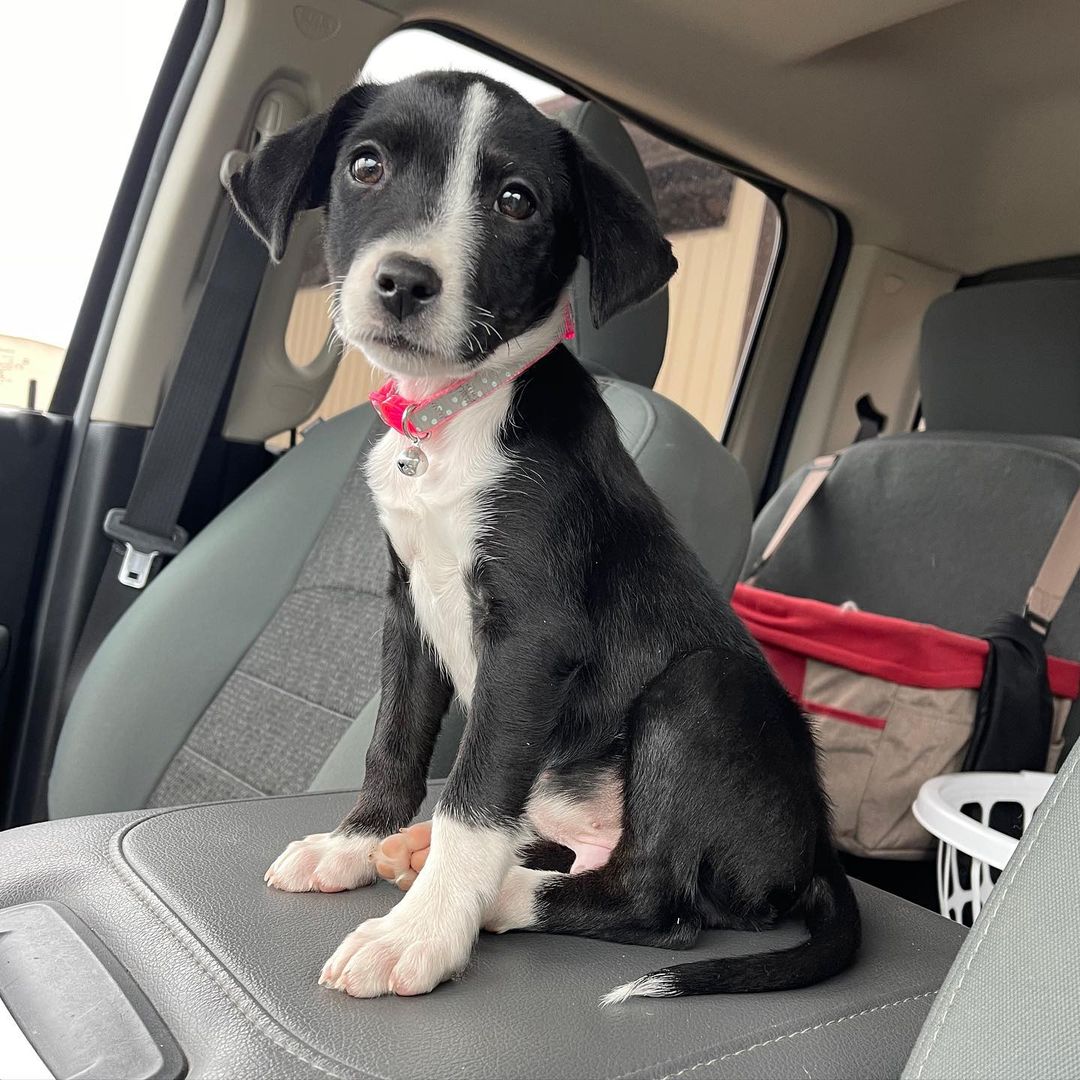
90,0,1080,494
5,3,1080,1077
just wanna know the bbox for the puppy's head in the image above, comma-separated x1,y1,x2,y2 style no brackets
229,73,676,379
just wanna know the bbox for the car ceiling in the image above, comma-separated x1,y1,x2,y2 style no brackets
381,0,1080,274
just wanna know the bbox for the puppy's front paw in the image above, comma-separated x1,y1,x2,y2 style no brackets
265,832,379,892
319,916,472,998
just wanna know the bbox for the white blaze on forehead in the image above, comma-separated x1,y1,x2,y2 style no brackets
440,81,496,269
426,81,495,354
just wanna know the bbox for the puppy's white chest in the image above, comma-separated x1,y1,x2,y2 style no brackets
365,389,511,704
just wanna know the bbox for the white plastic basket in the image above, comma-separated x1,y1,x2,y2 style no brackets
913,771,1054,924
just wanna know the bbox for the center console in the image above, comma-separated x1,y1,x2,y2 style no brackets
0,791,964,1079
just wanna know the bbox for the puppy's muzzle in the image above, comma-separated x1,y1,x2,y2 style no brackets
375,254,443,322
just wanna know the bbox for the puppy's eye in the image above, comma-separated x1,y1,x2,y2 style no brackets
349,149,384,185
495,184,536,220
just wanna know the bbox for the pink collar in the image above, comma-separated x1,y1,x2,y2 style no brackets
370,305,575,440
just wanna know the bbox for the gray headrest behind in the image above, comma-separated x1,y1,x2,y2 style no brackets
919,279,1080,437
559,101,669,388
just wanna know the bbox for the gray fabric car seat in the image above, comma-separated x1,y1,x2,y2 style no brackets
903,738,1080,1079
919,278,1080,437
745,280,1080,753
48,102,753,820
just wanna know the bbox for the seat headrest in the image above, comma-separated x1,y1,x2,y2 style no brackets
919,279,1080,437
559,101,669,387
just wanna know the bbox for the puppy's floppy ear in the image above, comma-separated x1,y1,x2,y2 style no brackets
563,130,678,327
227,84,374,262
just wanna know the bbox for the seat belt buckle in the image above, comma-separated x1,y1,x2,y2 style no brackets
1023,584,1056,638
103,509,188,590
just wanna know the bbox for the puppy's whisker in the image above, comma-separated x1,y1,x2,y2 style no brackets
469,318,504,346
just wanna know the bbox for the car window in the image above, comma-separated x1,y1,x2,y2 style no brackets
645,131,779,436
0,0,185,411
539,97,781,437
273,28,778,447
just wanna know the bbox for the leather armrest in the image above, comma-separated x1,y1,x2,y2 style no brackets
0,791,964,1079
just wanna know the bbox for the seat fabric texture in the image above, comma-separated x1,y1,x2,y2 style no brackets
919,279,1080,438
49,102,752,819
903,740,1080,1080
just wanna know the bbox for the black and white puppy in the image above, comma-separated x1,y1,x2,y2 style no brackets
229,72,859,1002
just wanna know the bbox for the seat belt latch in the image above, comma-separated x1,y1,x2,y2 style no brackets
103,508,188,590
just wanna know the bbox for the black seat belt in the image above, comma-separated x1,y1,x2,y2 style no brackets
65,209,267,701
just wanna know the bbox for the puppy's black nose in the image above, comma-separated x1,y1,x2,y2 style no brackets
374,255,442,321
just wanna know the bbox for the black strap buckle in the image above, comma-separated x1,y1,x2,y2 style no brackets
103,508,188,590
1023,606,1052,638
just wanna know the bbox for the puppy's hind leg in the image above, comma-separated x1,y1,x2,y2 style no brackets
486,645,816,956
483,651,739,949
481,860,701,949
374,821,432,890
498,649,855,1002
375,823,573,894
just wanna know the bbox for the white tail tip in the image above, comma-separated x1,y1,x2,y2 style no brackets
600,972,678,1007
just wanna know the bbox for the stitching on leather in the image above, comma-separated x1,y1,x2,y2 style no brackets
638,991,938,1080
107,803,389,1080
908,747,1080,1077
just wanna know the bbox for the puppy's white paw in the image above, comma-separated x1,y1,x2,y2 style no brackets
319,916,472,997
265,832,380,892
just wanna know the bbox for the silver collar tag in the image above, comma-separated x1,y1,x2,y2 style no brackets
396,406,429,477
390,299,574,478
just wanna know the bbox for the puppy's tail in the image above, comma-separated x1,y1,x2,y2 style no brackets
601,835,860,1004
